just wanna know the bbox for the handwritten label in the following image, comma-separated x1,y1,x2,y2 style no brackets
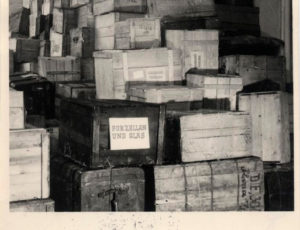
134,21,156,36
146,67,167,81
109,118,150,150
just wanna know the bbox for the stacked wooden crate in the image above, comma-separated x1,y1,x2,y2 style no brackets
8,0,293,212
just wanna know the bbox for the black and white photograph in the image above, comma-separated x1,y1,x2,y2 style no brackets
0,0,299,229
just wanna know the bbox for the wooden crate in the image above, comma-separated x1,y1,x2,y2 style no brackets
93,0,147,16
94,48,182,99
187,72,242,111
77,3,94,28
9,88,25,130
51,156,145,211
219,55,286,89
59,98,165,168
52,7,77,34
238,91,290,163
54,0,70,9
70,27,95,58
95,12,145,50
164,110,252,163
264,163,294,211
154,157,264,211
38,56,81,81
81,58,94,81
10,76,56,119
70,0,90,8
40,40,51,57
9,38,40,63
10,199,55,212
129,85,203,104
9,8,30,36
50,29,70,57
147,0,215,18
166,30,219,74
56,82,96,99
42,0,54,16
98,17,161,50
10,128,50,202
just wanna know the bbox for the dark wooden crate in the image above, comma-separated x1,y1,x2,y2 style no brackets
59,98,166,168
50,156,145,211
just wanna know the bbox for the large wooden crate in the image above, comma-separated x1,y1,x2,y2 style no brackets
9,88,25,130
154,157,264,211
147,0,215,18
129,85,203,104
219,55,286,89
98,17,161,50
51,156,145,211
56,82,96,99
164,110,252,163
238,91,290,163
50,29,70,57
187,72,242,110
93,0,147,16
9,38,40,63
38,56,81,81
166,30,219,74
94,48,182,99
52,7,77,34
77,3,94,28
70,27,95,58
10,198,55,212
95,12,145,50
10,128,50,202
59,98,165,168
9,8,30,36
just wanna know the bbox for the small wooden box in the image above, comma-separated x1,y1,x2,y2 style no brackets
10,128,50,202
238,91,291,163
95,12,145,50
70,27,95,58
10,199,55,212
129,85,203,104
219,55,286,89
38,56,81,81
154,157,264,211
164,110,252,163
52,7,77,34
187,73,243,111
9,88,25,130
94,48,183,99
50,29,70,57
166,29,219,74
93,0,147,16
77,3,94,28
56,82,96,99
51,156,145,211
59,98,165,168
9,38,40,63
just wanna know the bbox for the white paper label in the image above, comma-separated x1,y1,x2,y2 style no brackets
109,118,150,150
146,67,167,81
132,70,145,80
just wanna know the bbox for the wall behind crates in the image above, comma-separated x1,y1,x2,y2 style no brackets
254,0,293,84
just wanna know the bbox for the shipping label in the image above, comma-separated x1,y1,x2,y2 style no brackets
109,118,150,150
134,20,156,37
145,67,167,81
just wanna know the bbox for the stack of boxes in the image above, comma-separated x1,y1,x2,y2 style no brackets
8,0,293,212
